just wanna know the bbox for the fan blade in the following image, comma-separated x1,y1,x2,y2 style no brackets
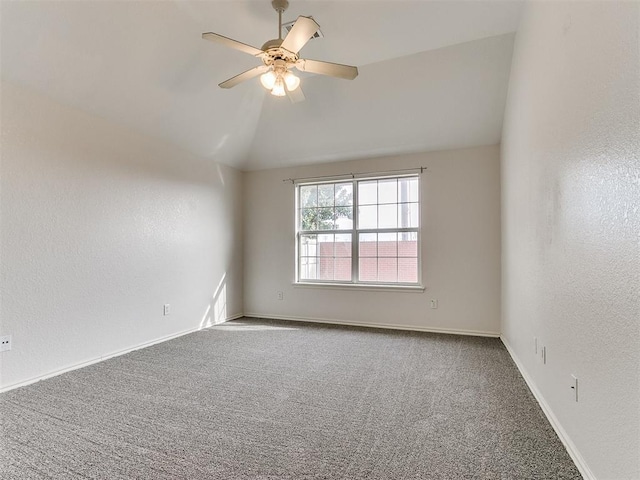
202,32,264,57
286,86,306,104
280,16,320,54
219,65,269,89
296,59,358,80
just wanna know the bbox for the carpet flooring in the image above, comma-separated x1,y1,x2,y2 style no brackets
0,318,581,479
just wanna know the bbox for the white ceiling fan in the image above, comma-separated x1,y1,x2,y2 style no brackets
202,0,358,102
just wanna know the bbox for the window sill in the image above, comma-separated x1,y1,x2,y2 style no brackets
293,282,426,293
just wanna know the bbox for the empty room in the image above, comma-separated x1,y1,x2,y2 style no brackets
1,1,638,479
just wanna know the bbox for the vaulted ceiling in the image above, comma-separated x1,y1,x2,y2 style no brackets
1,1,522,170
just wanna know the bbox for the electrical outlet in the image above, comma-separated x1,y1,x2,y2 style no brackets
0,335,11,352
430,299,438,309
277,291,284,301
163,304,171,316
571,375,578,402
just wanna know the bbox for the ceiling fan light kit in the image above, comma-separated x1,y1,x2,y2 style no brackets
202,0,358,101
259,58,300,97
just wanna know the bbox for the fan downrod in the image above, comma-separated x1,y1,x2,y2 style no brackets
272,0,288,41
261,0,295,59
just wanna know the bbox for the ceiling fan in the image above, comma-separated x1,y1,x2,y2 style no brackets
202,0,358,102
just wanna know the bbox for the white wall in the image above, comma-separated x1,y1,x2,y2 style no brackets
244,146,501,336
0,82,244,390
501,2,639,479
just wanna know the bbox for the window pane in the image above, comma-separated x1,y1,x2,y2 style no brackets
316,207,335,230
398,257,418,283
378,204,397,228
358,181,377,205
359,233,377,257
398,203,419,228
358,205,377,229
398,177,418,203
334,257,352,281
335,234,352,257
318,234,334,256
378,232,397,257
300,234,317,257
335,205,353,229
318,184,334,207
335,183,353,206
301,208,318,230
319,257,334,280
378,179,397,204
300,256,318,280
359,257,377,281
398,232,418,257
378,258,398,283
300,185,318,208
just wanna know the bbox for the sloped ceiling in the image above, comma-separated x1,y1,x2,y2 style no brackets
1,1,522,171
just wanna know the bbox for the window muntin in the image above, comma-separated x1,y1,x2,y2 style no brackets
296,175,420,285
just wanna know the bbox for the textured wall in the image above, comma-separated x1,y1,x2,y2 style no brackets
0,82,244,389
244,146,501,335
501,2,640,478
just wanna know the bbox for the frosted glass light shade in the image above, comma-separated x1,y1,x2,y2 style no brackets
284,71,300,91
260,71,277,89
271,77,286,97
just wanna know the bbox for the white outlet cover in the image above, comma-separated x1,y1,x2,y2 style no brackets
0,335,11,352
571,374,578,402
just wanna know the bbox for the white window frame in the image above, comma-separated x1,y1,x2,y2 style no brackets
295,174,422,288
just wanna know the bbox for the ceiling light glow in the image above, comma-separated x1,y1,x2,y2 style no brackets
284,71,300,91
260,70,277,90
271,77,286,97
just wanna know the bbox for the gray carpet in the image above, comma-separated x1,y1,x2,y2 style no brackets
0,318,581,479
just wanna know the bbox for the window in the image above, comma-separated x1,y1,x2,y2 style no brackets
296,175,420,286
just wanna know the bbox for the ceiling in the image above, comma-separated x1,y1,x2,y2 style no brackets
1,1,522,171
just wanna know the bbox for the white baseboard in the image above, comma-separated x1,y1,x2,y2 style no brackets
0,312,243,394
243,312,500,337
500,336,595,480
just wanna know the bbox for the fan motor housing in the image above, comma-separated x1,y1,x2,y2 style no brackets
261,38,284,51
261,39,299,66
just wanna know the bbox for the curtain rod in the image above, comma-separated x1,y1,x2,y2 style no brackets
283,166,426,184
